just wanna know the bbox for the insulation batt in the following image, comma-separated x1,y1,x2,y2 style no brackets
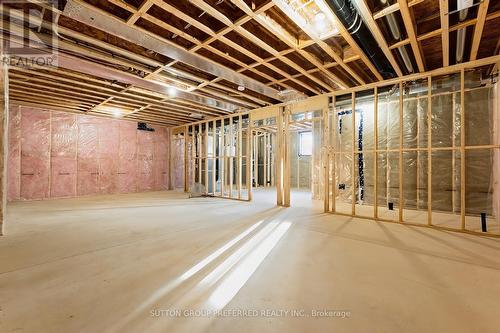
8,105,170,201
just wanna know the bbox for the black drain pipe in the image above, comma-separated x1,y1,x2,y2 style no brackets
325,0,396,79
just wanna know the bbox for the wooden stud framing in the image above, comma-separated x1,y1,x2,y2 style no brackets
460,69,466,229
323,100,330,213
247,117,253,201
351,92,356,215
220,119,225,197
184,126,188,192
284,107,291,207
254,133,258,188
374,87,378,218
183,113,251,201
212,120,216,195
237,115,242,199
398,82,404,223
198,123,202,191
263,133,268,187
331,96,336,213
192,125,196,191
275,107,283,206
204,122,209,195
177,56,500,237
426,76,433,225
4,0,500,130
229,117,233,198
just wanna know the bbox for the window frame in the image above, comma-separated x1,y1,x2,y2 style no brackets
298,131,313,156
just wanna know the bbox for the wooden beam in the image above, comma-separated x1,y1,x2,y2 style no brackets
144,0,318,95
272,0,366,85
231,0,346,90
397,0,425,72
388,9,500,51
373,3,400,20
64,0,283,101
155,0,322,93
470,0,490,61
439,0,449,67
126,0,154,25
373,0,424,20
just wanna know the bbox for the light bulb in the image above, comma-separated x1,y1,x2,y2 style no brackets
168,86,177,96
313,12,327,35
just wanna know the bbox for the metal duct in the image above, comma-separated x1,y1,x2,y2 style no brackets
456,0,470,63
325,0,396,78
378,0,414,73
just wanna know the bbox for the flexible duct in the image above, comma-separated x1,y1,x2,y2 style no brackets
325,0,396,78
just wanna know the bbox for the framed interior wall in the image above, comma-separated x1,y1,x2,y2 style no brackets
170,126,186,191
249,105,283,205
181,112,251,201
177,56,500,237
289,96,328,202
325,67,500,237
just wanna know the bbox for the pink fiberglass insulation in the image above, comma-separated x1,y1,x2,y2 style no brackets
51,112,77,198
20,107,50,200
137,129,155,192
8,105,171,201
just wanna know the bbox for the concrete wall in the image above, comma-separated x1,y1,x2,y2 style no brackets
8,105,170,201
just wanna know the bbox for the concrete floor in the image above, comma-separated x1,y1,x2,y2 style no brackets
1,189,500,333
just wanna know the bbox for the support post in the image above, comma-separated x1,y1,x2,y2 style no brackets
220,119,225,197
332,96,336,213
351,92,356,215
0,60,9,236
416,92,420,210
323,102,330,213
247,117,252,201
237,115,242,199
427,76,432,225
460,69,466,229
191,125,196,191
284,107,290,207
264,132,267,187
452,92,456,212
399,82,404,222
277,109,283,206
204,122,208,195
184,125,188,192
212,120,216,195
229,117,233,198
198,123,202,191
374,87,378,218
254,132,258,187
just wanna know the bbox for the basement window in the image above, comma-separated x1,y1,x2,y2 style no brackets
299,131,312,156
